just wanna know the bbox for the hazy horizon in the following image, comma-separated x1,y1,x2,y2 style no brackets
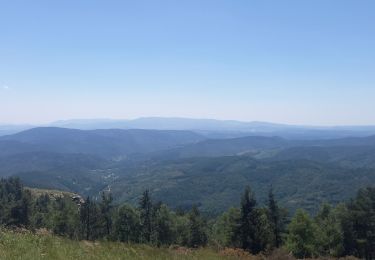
2,116,375,128
1,1,375,125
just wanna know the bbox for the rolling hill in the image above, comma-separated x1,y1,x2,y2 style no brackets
109,156,375,215
0,127,205,158
149,136,289,160
144,134,375,161
0,151,111,193
1,126,375,215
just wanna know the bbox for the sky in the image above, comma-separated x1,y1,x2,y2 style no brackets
1,0,374,125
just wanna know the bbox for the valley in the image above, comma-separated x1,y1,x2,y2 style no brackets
1,125,375,215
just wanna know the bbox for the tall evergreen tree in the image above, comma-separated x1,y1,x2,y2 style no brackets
80,196,98,240
99,192,114,237
335,203,357,257
347,187,375,259
239,186,259,253
267,187,283,248
188,205,207,248
139,190,153,243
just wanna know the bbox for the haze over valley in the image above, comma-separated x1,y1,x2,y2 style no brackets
2,118,375,215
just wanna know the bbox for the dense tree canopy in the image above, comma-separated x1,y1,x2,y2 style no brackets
0,177,374,259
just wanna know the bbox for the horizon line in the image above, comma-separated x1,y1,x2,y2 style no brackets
1,116,375,128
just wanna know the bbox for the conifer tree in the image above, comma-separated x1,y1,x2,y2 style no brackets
99,192,114,237
188,205,207,248
239,186,258,252
139,190,153,243
52,197,69,236
267,187,283,248
347,187,375,259
80,196,92,240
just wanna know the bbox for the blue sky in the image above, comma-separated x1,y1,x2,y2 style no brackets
1,0,374,125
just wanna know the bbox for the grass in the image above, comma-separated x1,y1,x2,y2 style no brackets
0,230,241,260
0,230,358,260
25,187,77,198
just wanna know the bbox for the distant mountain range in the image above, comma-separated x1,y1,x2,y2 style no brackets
0,124,34,136
2,117,375,139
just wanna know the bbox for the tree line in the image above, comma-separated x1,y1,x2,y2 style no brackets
0,177,374,259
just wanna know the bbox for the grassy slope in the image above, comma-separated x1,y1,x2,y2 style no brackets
0,231,234,260
26,187,77,198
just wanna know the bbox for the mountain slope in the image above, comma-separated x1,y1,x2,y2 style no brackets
0,151,111,193
150,136,289,159
268,145,375,168
146,134,375,160
0,127,205,158
2,126,375,215
110,156,375,215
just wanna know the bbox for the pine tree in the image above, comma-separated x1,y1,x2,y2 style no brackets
267,187,283,248
347,187,375,259
20,190,32,227
52,197,69,236
188,205,207,248
239,186,258,252
99,192,114,237
80,196,92,240
139,190,153,243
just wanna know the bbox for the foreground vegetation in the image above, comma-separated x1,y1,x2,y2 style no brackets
0,177,374,259
0,230,229,260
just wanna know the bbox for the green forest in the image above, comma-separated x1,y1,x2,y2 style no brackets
1,177,374,259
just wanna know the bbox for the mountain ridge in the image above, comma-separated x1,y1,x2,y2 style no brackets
3,117,375,138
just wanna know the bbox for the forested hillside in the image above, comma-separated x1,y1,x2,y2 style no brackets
0,127,205,158
1,127,375,215
110,156,375,214
0,177,374,259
